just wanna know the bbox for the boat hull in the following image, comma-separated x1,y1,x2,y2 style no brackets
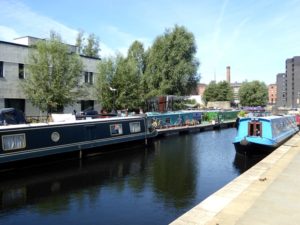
234,141,276,155
0,116,157,165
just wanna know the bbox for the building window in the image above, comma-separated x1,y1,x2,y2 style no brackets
0,61,3,78
19,64,25,79
84,72,93,84
84,72,88,83
4,99,25,112
81,100,94,111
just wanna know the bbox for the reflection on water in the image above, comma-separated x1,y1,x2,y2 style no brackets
0,128,265,225
233,153,267,174
152,135,197,209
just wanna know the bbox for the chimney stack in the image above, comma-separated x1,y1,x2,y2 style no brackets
226,66,231,83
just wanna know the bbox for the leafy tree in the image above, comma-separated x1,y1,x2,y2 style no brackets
203,81,218,103
218,81,233,101
144,25,199,98
127,40,145,74
96,26,200,111
96,42,145,112
238,80,268,106
96,57,116,111
22,32,84,113
114,56,142,110
203,81,233,103
75,30,84,54
126,41,145,108
75,31,100,58
83,33,100,58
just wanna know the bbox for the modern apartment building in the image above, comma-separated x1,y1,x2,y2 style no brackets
0,36,101,116
284,56,300,108
276,73,287,107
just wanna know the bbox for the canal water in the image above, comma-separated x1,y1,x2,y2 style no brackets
0,128,266,225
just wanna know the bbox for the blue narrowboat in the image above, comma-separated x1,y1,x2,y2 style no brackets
233,115,298,154
0,115,157,165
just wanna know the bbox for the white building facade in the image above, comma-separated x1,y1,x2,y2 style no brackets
0,36,101,116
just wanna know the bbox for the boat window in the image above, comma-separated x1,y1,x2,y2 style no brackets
110,124,123,136
166,117,171,124
248,121,262,137
2,133,26,151
130,122,141,133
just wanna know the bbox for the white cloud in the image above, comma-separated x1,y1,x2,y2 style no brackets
0,26,20,41
100,43,117,58
103,25,152,56
1,0,77,44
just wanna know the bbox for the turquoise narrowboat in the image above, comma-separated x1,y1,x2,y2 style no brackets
233,115,298,154
146,110,202,129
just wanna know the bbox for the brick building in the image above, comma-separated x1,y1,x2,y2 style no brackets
268,84,277,105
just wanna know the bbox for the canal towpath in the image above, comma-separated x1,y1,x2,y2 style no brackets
171,132,300,225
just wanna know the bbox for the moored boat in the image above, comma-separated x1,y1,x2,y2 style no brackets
146,110,202,128
233,115,299,154
0,113,157,165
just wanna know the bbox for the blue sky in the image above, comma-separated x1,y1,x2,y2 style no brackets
1,0,300,85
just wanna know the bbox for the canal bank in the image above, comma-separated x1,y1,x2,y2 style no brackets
171,132,300,225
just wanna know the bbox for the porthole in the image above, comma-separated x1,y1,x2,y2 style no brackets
51,132,60,142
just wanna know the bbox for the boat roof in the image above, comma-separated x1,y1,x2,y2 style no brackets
146,111,199,116
0,115,145,130
240,115,295,122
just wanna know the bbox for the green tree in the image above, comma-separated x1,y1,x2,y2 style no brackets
75,31,100,57
22,32,84,113
75,30,85,54
96,26,200,111
114,56,142,110
218,81,233,101
96,41,146,111
144,25,199,98
238,80,268,106
127,40,145,74
203,81,233,103
125,41,145,108
83,33,100,58
96,57,116,111
203,81,218,103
